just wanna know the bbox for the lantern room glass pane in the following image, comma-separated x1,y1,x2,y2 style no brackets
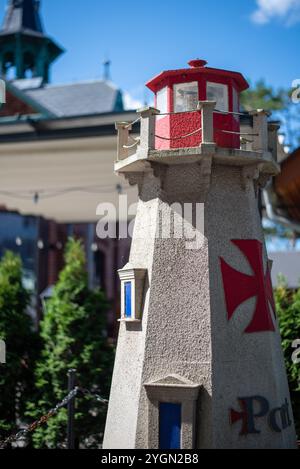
174,82,199,113
207,82,229,113
156,87,168,119
124,282,132,318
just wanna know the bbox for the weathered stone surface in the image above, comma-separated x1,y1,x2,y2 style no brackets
104,148,296,449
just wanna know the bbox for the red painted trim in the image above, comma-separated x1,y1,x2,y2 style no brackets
146,66,249,93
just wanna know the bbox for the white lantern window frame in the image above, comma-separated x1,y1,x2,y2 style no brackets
118,264,147,323
156,86,168,121
206,81,229,114
173,81,199,114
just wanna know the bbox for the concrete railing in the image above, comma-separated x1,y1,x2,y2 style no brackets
115,122,133,161
197,101,216,144
115,104,279,161
138,106,161,151
115,107,160,161
250,110,270,152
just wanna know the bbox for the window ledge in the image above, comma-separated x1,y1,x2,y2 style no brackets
118,318,141,324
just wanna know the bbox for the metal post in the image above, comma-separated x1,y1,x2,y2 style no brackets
67,369,76,450
0,339,6,364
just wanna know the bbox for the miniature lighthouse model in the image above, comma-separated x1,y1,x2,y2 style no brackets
103,60,297,449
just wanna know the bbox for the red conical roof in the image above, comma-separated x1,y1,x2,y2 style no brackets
146,59,249,93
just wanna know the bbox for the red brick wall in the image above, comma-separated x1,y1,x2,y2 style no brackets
0,89,38,117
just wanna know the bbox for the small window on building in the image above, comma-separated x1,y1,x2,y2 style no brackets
124,281,132,318
156,87,168,119
207,82,229,113
174,82,199,113
118,264,147,322
159,403,182,450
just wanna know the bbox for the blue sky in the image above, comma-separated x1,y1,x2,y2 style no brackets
0,0,299,107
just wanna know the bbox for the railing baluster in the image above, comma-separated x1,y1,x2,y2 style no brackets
197,101,216,145
250,110,270,153
137,106,160,151
115,122,132,161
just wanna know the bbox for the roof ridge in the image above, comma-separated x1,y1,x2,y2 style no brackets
40,79,119,90
19,79,124,118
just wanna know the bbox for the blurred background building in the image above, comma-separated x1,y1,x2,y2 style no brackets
267,146,300,289
0,0,138,336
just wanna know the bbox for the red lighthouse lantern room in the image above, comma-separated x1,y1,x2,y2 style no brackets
146,59,249,150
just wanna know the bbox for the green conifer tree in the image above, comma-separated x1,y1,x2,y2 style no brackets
275,279,300,436
27,239,113,449
0,252,37,440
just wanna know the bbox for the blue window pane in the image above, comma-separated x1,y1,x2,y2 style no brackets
124,282,132,318
159,403,181,450
0,212,38,291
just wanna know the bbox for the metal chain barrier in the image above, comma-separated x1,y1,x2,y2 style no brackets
79,387,109,405
0,387,108,450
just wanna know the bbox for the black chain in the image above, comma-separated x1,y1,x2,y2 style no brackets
0,387,108,449
79,387,109,404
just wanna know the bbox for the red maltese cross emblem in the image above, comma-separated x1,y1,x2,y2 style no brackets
220,240,276,334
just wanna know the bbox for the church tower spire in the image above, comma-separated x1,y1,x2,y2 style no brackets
0,0,63,82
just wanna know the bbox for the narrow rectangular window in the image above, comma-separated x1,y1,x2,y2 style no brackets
124,282,132,318
159,403,182,449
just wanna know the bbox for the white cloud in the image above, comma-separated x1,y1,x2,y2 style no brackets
251,0,300,25
123,92,144,111
123,85,154,111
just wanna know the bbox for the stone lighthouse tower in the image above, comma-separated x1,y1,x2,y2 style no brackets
103,60,297,449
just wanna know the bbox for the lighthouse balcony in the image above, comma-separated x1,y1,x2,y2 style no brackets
114,103,280,177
